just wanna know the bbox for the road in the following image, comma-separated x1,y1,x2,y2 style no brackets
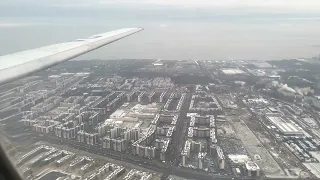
167,93,192,167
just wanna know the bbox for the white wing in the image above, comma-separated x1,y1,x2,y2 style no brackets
0,27,143,85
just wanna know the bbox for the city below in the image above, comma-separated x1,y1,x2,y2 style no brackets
1,58,320,180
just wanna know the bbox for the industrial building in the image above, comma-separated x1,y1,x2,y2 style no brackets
221,68,245,75
266,116,304,136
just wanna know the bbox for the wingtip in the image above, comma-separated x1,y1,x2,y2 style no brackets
136,27,144,31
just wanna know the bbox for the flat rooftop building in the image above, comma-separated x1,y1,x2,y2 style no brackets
221,68,245,75
266,116,304,136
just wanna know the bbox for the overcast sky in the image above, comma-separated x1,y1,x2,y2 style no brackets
2,0,320,11
1,0,320,60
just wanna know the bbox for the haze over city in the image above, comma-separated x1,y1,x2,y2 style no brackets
1,0,320,60
3,1,320,180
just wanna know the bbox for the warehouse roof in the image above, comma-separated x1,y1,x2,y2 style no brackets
221,68,245,75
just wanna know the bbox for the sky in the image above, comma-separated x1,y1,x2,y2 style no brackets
1,0,320,60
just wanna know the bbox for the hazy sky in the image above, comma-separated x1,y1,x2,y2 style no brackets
1,0,320,60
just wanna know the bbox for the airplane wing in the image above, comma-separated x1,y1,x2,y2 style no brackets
0,27,143,85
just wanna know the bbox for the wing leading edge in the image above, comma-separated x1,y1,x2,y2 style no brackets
0,27,143,85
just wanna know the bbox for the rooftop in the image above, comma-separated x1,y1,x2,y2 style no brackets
221,68,245,75
303,163,320,178
228,154,250,164
267,116,304,135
